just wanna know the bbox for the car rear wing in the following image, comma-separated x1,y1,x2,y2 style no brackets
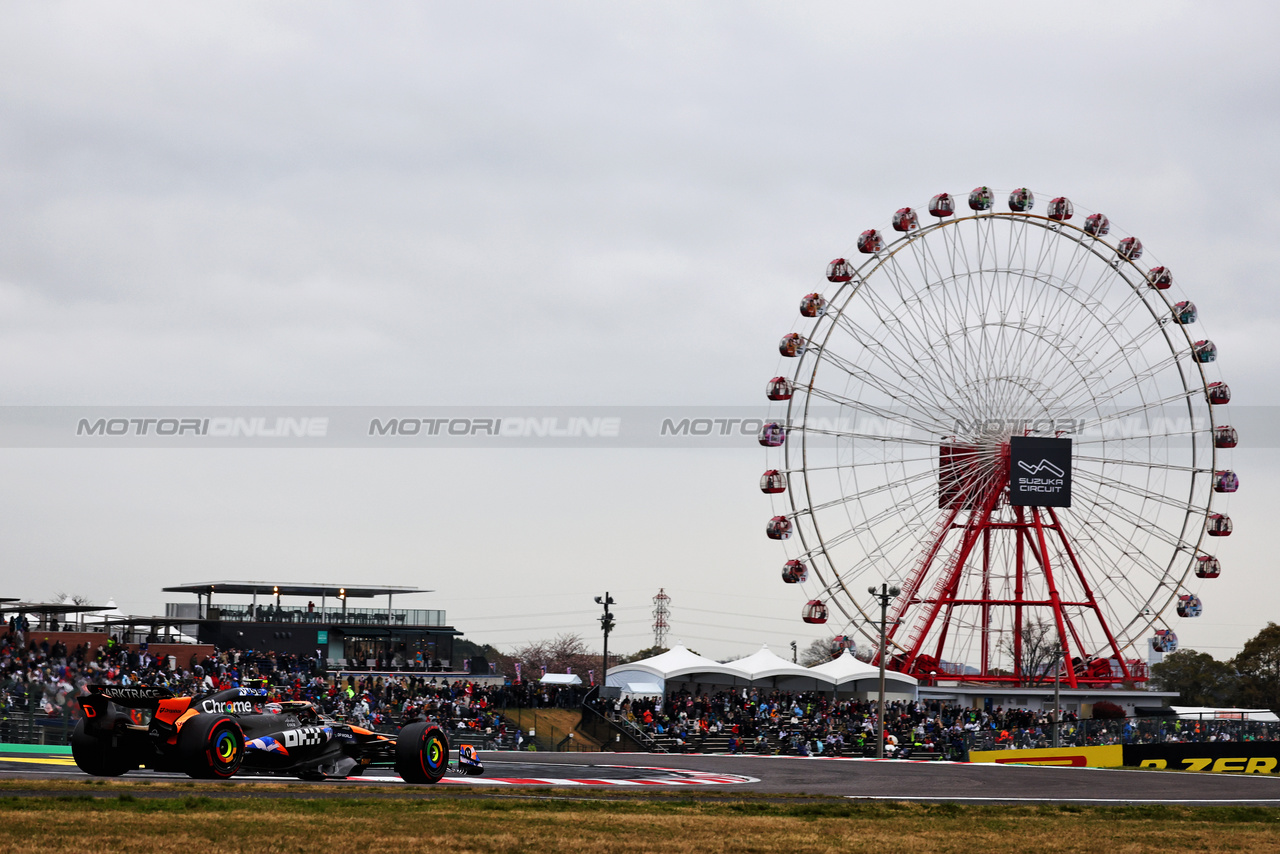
83,685,174,708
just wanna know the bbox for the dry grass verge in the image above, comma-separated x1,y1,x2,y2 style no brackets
1,793,1280,853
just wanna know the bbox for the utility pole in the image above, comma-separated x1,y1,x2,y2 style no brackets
595,593,616,685
790,641,797,663
868,582,901,760
1053,631,1063,748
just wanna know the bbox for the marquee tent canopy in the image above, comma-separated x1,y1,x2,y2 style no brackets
809,649,919,693
606,645,918,699
730,645,834,691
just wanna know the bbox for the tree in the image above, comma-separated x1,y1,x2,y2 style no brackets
999,617,1062,686
1148,649,1232,706
453,637,514,676
1231,622,1280,713
1090,700,1126,720
509,633,600,679
800,638,836,667
616,646,668,665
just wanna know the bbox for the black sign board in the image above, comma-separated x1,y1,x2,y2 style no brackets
1009,436,1072,507
1124,742,1280,774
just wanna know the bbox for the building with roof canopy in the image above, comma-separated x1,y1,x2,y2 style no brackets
163,580,463,670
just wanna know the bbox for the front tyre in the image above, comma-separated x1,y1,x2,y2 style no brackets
395,722,449,784
178,714,244,779
71,719,133,777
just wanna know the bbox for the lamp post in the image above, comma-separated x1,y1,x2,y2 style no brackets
868,582,901,760
595,593,615,688
1053,631,1063,748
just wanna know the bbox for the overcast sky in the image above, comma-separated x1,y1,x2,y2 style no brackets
1,2,1277,663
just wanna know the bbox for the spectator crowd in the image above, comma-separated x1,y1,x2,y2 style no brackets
1,629,580,748
3,628,1276,754
599,689,1280,757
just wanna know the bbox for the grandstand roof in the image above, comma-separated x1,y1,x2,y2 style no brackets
3,602,112,614
163,582,429,599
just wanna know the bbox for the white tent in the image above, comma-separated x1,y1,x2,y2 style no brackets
607,644,751,696
608,644,919,700
732,645,836,691
1169,706,1280,723
83,597,126,630
809,649,919,696
539,673,582,686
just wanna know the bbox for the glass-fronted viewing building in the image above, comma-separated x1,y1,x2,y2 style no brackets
163,581,462,670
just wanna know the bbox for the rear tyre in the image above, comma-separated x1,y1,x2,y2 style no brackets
178,715,244,779
395,722,449,784
71,719,133,777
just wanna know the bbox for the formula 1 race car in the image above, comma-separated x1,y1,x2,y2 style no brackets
73,685,484,783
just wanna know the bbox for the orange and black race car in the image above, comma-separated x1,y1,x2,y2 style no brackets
73,685,483,782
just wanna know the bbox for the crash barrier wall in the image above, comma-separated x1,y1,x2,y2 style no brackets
1122,742,1280,774
587,714,1280,758
961,716,1280,754
0,697,75,746
969,745,1124,767
970,742,1280,774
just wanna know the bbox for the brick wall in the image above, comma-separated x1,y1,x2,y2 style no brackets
1,628,214,666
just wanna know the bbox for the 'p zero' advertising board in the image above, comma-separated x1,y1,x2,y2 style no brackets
1122,742,1280,774
1009,436,1072,508
968,745,1122,767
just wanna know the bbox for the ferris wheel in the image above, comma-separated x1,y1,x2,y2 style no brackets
761,187,1236,688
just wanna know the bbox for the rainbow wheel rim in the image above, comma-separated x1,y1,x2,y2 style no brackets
425,734,445,771
213,729,239,766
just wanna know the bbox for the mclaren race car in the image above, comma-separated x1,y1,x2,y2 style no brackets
73,685,484,782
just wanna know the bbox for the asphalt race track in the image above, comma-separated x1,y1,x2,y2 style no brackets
6,747,1280,805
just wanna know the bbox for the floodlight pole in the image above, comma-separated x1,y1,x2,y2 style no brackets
869,583,901,760
1053,631,1062,748
596,593,616,689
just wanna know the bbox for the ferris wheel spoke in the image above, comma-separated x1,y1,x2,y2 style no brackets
1006,281,1157,416
1072,453,1208,475
803,386,957,437
799,427,943,451
1063,499,1183,587
1056,345,1197,419
1010,248,1160,409
1065,479,1194,564
1074,387,1208,431
933,221,987,394
815,321,964,428
1071,466,1210,517
883,251,974,399
834,279,975,419
1067,534,1173,623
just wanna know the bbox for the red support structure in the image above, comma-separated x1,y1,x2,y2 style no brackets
877,442,1143,687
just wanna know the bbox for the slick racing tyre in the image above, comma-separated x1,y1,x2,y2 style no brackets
178,714,245,779
395,722,449,784
71,719,134,777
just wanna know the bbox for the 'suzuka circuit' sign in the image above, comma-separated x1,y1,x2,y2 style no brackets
1009,436,1073,508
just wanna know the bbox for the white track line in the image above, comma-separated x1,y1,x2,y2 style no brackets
848,796,1280,804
